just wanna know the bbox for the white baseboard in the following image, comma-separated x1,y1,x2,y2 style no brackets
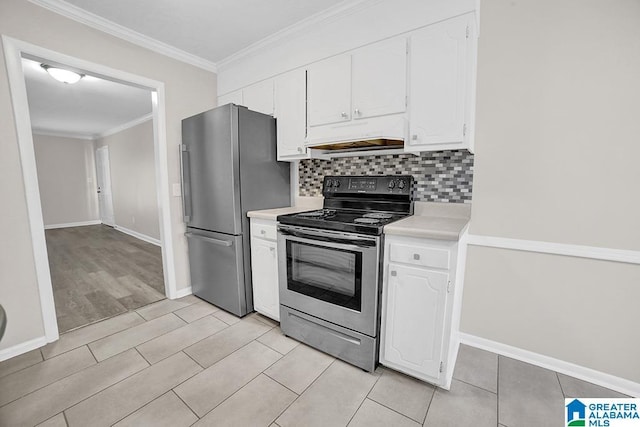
0,336,47,362
172,287,193,299
459,332,640,398
44,220,101,230
114,225,161,246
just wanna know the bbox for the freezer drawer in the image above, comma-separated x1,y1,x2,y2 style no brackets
185,228,247,316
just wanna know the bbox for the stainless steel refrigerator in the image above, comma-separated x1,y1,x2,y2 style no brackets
180,104,290,316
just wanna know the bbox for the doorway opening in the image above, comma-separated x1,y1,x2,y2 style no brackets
3,36,179,341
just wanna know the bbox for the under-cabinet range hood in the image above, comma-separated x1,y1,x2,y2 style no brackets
305,114,408,158
309,138,405,158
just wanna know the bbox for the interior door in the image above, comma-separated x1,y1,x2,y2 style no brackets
95,146,115,226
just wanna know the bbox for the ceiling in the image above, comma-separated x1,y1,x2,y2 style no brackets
23,58,152,139
57,0,347,65
24,0,349,138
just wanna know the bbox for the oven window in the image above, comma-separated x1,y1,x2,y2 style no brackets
286,240,362,311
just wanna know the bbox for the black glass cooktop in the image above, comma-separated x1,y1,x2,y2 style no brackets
277,208,410,235
278,175,414,235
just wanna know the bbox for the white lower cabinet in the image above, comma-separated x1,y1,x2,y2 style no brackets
250,219,280,321
380,235,461,389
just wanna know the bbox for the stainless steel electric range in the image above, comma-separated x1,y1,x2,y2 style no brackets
277,175,414,371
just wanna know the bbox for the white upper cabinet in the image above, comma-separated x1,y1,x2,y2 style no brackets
306,38,408,146
352,38,407,120
217,81,274,116
307,55,352,127
218,89,243,107
243,80,274,116
274,69,309,159
407,14,473,150
218,12,477,155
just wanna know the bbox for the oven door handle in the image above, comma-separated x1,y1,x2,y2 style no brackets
278,227,377,249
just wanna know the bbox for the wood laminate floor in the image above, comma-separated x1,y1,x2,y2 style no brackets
46,225,165,333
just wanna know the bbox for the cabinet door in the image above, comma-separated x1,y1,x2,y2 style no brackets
352,37,407,119
274,69,308,159
218,89,243,107
243,80,274,115
250,238,280,321
408,15,469,148
383,263,448,380
307,54,351,127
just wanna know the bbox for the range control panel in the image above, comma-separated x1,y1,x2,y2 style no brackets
323,175,413,196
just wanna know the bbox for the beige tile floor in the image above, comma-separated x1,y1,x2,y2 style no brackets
0,296,628,427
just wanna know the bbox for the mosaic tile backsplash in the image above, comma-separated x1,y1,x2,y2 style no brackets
298,149,474,203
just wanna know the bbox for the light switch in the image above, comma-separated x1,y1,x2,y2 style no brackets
172,183,182,197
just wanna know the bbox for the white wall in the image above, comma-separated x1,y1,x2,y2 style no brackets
462,0,640,384
96,120,160,240
0,0,216,354
33,134,99,226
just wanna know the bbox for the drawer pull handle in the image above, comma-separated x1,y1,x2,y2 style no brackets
391,271,397,277
413,254,420,260
260,230,266,234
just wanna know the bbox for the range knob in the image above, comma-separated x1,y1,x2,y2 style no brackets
388,180,395,189
326,179,333,188
334,180,341,188
398,180,406,189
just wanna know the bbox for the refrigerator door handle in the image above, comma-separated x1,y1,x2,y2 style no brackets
185,232,233,247
180,144,192,222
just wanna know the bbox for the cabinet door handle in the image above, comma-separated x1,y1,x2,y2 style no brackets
390,271,397,277
413,254,420,260
297,147,303,153
354,108,361,116
269,247,275,253
411,134,418,141
340,111,348,118
260,230,266,234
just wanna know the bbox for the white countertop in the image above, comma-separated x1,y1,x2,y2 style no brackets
247,196,323,221
384,202,471,241
248,198,471,240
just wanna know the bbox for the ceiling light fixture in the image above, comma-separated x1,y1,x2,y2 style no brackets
40,64,85,84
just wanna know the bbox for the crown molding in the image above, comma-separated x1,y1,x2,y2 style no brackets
31,128,95,140
28,0,218,73
216,0,377,70
32,113,153,141
96,113,153,139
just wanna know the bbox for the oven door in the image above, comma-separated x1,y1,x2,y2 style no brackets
277,225,380,337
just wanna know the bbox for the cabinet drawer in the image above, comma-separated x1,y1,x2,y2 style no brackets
389,243,450,270
250,220,277,241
